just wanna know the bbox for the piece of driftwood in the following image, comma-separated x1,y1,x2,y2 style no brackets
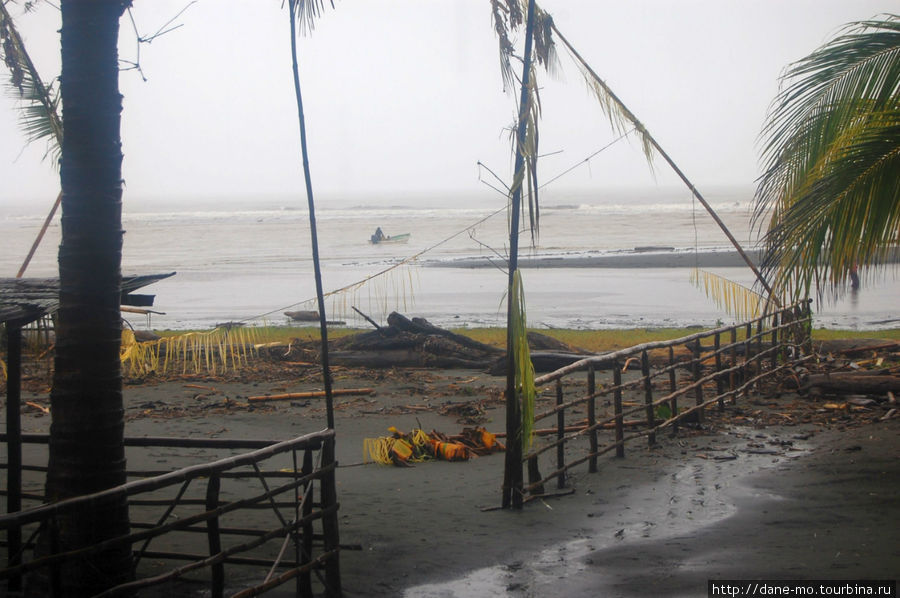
804,373,900,394
284,310,346,326
329,312,503,369
247,388,374,402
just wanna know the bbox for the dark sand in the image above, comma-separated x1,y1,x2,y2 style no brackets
10,367,900,597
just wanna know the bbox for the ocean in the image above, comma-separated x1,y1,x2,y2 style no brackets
2,188,897,331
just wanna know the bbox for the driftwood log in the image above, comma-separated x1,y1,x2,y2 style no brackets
804,372,900,394
328,312,595,371
330,313,503,369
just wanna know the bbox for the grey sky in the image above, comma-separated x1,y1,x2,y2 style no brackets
1,0,897,207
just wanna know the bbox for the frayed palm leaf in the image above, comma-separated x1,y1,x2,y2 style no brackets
690,268,768,322
549,21,656,168
290,0,335,35
510,270,536,451
753,14,900,300
1,2,63,164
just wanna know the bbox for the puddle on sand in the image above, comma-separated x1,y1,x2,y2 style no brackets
403,433,811,598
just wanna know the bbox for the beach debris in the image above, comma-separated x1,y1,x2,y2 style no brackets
247,387,375,402
363,426,503,466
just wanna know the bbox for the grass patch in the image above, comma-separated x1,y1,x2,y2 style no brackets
154,324,900,354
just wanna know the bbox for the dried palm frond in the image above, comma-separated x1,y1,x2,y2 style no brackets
510,270,535,451
0,1,63,163
289,0,335,35
690,268,770,322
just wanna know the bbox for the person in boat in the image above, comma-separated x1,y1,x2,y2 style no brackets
371,227,385,243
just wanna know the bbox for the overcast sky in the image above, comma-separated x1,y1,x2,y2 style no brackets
1,0,897,208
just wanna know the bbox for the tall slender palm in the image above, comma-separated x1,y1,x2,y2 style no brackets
754,15,900,298
41,1,133,594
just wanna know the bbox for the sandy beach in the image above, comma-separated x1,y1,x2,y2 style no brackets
10,356,899,597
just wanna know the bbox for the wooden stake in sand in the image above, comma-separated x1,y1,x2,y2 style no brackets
247,388,375,402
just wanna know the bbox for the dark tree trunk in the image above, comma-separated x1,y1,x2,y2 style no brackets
40,1,132,595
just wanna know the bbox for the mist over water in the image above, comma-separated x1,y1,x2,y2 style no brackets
2,189,896,331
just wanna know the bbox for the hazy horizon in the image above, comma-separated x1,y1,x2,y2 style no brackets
2,1,898,210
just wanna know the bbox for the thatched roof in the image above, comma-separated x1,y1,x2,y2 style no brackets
0,272,175,325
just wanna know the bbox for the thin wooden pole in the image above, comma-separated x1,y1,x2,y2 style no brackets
502,0,537,511
714,333,725,411
587,365,598,472
17,192,62,278
555,380,566,489
691,342,704,423
613,363,624,458
641,350,655,445
668,346,678,436
549,23,775,301
730,327,738,395
770,313,779,370
206,474,224,598
299,449,313,598
321,436,342,597
6,323,23,595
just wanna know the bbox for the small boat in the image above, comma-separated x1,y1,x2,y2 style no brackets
370,232,411,245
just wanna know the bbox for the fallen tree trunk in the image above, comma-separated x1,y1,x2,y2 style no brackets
804,373,900,394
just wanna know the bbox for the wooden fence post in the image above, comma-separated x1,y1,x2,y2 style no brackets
771,313,779,370
641,351,655,445
729,327,738,395
691,342,704,423
300,448,314,597
321,436,342,597
714,333,724,411
613,363,624,458
6,323,22,596
668,346,678,436
587,366,598,472
556,379,566,489
206,473,224,598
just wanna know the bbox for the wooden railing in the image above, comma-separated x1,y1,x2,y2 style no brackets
0,430,341,597
522,301,812,498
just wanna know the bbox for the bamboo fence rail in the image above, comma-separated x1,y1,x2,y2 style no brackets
522,301,812,499
0,430,342,598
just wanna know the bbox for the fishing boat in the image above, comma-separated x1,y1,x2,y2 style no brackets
370,232,411,245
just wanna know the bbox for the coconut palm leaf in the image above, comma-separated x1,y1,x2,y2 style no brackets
0,1,63,162
290,0,335,34
754,15,900,298
690,268,767,321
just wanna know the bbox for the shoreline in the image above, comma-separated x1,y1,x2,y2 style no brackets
426,248,764,269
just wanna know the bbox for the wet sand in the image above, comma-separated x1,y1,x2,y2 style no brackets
11,368,900,597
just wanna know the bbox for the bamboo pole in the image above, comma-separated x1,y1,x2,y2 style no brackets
247,388,374,402
550,23,775,301
502,0,537,511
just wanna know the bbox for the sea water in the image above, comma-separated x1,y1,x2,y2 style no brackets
1,188,896,331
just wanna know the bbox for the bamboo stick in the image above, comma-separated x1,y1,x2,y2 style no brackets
247,388,374,402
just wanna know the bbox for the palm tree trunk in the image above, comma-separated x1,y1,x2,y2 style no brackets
288,0,335,429
40,1,132,594
502,0,537,510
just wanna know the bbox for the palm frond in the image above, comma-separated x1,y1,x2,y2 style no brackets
754,14,900,299
290,0,335,35
510,270,535,451
1,1,63,163
690,268,768,321
549,21,656,168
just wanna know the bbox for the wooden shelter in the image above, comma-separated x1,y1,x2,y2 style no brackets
1,272,174,559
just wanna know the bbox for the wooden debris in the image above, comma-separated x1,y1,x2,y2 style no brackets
247,388,375,402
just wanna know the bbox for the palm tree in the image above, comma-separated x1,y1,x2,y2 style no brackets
754,14,900,299
40,1,133,594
